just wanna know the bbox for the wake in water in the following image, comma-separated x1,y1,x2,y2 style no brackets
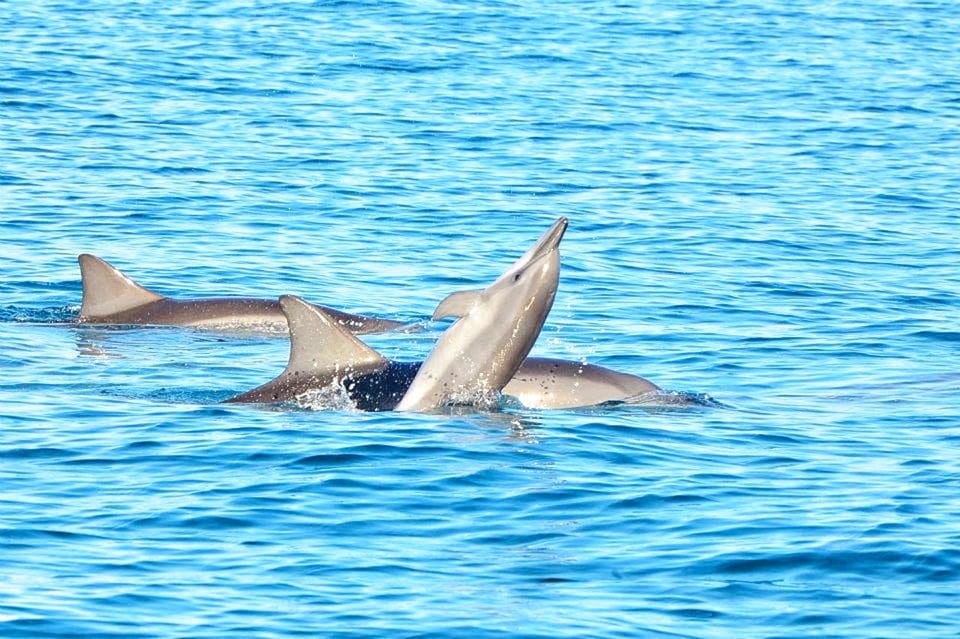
294,379,502,414
289,386,718,414
1,304,80,324
624,390,725,409
293,383,363,412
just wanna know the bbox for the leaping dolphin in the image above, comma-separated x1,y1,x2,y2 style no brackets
228,217,567,409
224,217,662,410
395,216,567,411
224,295,661,410
76,254,406,334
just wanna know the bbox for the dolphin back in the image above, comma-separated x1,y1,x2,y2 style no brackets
503,357,661,409
225,295,390,403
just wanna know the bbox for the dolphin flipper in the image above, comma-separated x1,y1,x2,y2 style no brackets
432,290,482,320
78,254,164,318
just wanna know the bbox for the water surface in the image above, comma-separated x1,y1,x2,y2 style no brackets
3,1,960,637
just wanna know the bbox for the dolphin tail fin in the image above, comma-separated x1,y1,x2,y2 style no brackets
78,254,164,318
432,289,483,320
281,295,388,376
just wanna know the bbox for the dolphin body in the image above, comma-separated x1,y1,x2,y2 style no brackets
394,216,567,411
229,217,568,409
224,295,661,410
76,254,405,334
223,295,419,408
503,357,660,409
227,217,660,410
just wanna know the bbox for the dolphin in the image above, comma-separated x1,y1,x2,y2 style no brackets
76,253,406,334
394,216,567,411
225,217,662,411
228,216,568,410
224,295,660,410
223,294,417,408
502,358,660,409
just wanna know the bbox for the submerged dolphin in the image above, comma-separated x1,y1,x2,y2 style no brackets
395,216,567,411
76,254,405,334
225,295,660,410
503,358,660,408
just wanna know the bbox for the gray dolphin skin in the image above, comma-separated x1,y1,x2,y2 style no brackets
76,254,406,334
394,216,567,412
225,295,660,410
502,358,660,409
224,295,409,407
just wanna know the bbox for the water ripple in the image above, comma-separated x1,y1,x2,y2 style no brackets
3,0,960,637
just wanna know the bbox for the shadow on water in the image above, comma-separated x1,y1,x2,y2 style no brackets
68,324,268,360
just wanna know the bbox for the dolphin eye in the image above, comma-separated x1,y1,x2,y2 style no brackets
512,272,521,282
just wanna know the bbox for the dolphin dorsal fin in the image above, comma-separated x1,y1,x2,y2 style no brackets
432,289,483,320
78,254,164,318
280,295,388,376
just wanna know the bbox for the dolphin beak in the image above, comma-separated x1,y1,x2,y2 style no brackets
541,216,568,252
524,217,568,264
490,217,569,288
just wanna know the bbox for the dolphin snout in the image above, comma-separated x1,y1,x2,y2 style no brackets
528,217,568,262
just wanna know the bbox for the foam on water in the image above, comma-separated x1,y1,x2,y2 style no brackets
293,384,361,413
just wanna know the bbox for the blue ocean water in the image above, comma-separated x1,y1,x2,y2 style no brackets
3,0,960,636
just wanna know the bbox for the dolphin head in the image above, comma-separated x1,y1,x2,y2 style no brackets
396,217,567,412
482,215,567,306
431,216,567,323
471,216,566,351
